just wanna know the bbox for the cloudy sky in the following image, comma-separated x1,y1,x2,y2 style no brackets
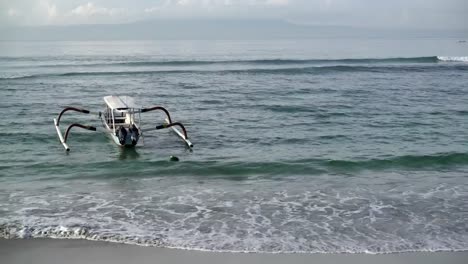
1,0,467,29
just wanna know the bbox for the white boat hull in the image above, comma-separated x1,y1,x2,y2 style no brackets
100,115,140,147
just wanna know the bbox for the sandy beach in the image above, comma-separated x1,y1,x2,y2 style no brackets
1,238,467,264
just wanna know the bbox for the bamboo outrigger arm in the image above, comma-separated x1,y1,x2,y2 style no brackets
140,106,193,148
53,121,96,151
54,106,98,151
56,107,95,126
140,106,173,123
142,119,193,148
156,122,188,138
64,124,97,143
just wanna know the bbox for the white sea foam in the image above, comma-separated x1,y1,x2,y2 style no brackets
1,176,468,254
437,56,468,62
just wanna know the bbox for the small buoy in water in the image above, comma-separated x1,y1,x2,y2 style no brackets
169,156,179,162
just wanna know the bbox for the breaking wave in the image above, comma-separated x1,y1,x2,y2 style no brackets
2,55,467,80
1,64,467,80
3,152,468,178
437,56,468,62
2,55,464,65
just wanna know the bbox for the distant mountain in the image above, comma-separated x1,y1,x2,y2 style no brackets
1,19,467,41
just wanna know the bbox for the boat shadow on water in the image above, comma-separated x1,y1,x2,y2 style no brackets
117,147,140,160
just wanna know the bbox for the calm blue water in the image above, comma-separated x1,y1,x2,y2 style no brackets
1,39,468,253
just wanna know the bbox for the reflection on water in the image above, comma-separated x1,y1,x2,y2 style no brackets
118,147,140,160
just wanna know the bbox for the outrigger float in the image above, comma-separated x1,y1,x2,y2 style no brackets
54,95,193,151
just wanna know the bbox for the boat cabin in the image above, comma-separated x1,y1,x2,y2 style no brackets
103,95,141,132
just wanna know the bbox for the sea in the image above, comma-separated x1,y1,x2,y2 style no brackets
0,38,468,254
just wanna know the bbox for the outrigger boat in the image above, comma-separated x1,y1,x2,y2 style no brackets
54,95,193,151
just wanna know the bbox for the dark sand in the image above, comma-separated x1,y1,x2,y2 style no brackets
1,239,467,264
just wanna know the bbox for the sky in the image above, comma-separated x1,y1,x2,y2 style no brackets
1,0,467,29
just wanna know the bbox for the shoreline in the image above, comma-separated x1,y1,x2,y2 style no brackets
1,238,468,264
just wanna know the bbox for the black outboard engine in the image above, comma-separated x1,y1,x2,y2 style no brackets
118,127,127,145
130,124,139,146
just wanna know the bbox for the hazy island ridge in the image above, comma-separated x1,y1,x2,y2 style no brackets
1,19,467,41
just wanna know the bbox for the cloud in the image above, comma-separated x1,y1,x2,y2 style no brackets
144,7,160,13
142,0,290,16
71,2,124,17
7,8,19,17
171,0,235,7
147,0,288,8
265,0,289,6
40,0,57,19
177,0,191,6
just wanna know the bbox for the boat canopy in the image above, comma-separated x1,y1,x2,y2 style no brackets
103,96,140,111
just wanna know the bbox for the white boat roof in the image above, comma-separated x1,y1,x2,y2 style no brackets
103,96,140,110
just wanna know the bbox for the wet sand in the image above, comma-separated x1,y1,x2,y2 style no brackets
1,238,467,264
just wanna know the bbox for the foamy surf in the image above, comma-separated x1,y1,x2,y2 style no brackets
1,222,467,254
1,179,467,254
437,56,468,62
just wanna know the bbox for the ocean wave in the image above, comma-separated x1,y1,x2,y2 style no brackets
0,56,449,65
2,55,466,80
0,224,164,247
40,56,441,67
437,56,468,62
322,152,468,171
2,227,467,254
3,55,467,69
4,152,468,177
2,64,466,80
